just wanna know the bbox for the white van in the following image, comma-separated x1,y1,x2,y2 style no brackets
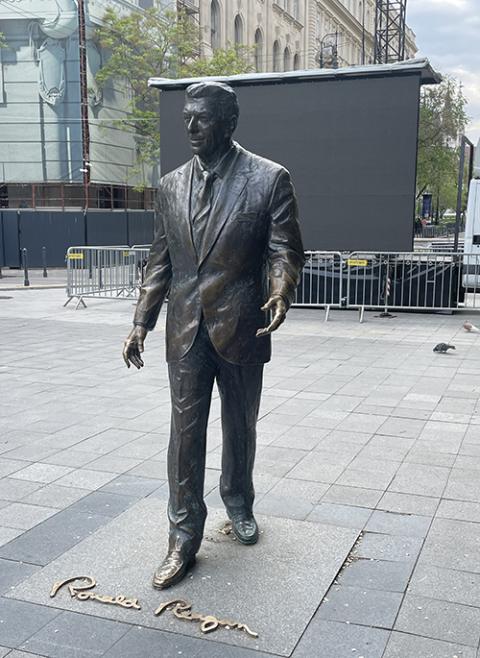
463,140,480,288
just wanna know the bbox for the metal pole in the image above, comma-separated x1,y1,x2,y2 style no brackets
22,248,30,287
77,0,90,210
42,246,48,278
454,136,466,253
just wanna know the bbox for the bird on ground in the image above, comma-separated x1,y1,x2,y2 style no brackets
463,320,480,333
433,343,456,353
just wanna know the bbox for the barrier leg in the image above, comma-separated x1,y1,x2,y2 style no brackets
325,305,331,322
63,297,73,308
75,297,87,310
359,306,365,323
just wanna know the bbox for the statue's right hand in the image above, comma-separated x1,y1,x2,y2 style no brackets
123,325,148,369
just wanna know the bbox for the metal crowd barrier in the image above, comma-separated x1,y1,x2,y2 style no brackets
64,246,480,321
292,250,480,322
294,251,344,321
64,246,150,309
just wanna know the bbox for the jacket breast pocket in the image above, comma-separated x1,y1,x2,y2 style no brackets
233,211,258,223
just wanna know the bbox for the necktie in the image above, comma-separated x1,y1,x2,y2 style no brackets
192,170,216,255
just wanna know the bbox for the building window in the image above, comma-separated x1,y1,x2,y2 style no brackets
273,40,281,72
254,28,264,71
234,14,243,47
283,47,291,71
293,53,300,70
211,0,221,50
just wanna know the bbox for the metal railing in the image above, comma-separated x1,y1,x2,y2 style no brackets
64,246,150,309
64,246,480,321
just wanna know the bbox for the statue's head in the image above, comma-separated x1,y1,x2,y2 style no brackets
184,81,239,161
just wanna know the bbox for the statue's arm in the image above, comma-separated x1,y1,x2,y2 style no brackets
123,190,172,368
257,169,305,337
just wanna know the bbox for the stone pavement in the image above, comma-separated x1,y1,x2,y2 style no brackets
1,287,480,657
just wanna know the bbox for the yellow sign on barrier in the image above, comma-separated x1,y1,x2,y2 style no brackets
68,253,84,260
347,259,368,267
123,251,132,257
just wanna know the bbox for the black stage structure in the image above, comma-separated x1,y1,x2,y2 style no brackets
150,59,440,253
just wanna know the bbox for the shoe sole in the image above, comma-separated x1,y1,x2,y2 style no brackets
152,556,196,590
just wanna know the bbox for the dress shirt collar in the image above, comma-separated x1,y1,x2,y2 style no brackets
194,142,237,181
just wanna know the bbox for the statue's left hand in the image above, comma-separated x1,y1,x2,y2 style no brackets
256,295,287,337
123,325,148,369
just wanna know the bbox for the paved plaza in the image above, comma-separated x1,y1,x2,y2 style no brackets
1,285,480,657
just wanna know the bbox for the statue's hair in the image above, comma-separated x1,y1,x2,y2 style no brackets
185,81,239,122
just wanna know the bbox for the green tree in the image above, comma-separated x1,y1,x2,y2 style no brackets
94,8,253,183
417,76,469,220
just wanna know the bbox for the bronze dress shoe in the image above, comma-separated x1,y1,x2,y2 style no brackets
229,513,259,545
152,550,196,590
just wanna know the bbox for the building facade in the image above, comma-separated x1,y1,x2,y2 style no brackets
194,0,416,72
0,0,155,209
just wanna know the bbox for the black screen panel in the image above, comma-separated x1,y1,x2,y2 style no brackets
159,73,420,252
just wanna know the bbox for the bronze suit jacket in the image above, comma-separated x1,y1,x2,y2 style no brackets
134,143,305,365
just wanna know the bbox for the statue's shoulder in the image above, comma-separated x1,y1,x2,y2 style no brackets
158,160,192,191
236,144,289,178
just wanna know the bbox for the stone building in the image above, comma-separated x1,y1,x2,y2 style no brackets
194,0,416,72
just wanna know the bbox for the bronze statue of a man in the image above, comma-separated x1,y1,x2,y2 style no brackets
123,81,304,589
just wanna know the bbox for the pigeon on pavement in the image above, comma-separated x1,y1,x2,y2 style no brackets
433,343,456,353
463,320,480,333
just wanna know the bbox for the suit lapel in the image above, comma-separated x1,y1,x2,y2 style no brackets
176,159,196,261
198,151,248,266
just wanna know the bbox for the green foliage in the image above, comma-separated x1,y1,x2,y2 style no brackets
417,76,469,216
94,8,253,185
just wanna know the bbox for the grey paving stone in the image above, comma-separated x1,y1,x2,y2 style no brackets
409,563,480,607
99,474,164,498
22,485,89,510
0,648,10,657
0,509,110,566
53,469,117,491
388,462,450,497
0,460,29,478
286,453,345,483
444,468,480,502
0,480,43,502
292,619,389,658
3,651,48,657
365,510,431,538
437,499,480,523
102,626,275,658
85,454,142,474
419,517,480,573
318,584,402,627
11,464,74,485
19,610,130,658
0,598,60,649
337,557,413,592
383,631,476,658
354,532,423,563
0,559,40,595
0,528,23,548
41,449,98,468
336,466,395,490
395,593,480,647
321,484,383,508
377,491,439,516
307,502,372,529
68,491,137,518
0,504,58,531
7,499,358,657
377,417,426,438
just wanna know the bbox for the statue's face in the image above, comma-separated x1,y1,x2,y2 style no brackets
183,97,233,160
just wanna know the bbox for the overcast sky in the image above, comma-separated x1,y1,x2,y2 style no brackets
407,0,480,144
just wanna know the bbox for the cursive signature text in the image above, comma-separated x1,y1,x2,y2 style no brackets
50,576,141,610
154,598,258,638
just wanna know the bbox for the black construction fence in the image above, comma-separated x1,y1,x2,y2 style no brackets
0,210,155,268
